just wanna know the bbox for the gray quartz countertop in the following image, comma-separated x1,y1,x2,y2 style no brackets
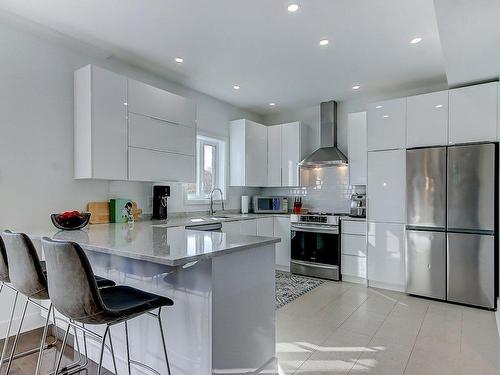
152,212,291,228
31,221,280,267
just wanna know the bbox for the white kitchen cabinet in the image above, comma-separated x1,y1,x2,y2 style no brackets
367,98,406,151
342,255,367,279
341,219,367,283
127,79,196,127
128,113,196,155
222,221,241,235
240,219,257,236
230,119,268,187
267,125,282,187
367,150,406,223
407,90,449,148
266,122,307,187
74,65,128,180
342,220,366,235
274,217,291,271
449,82,498,144
128,147,195,182
281,122,307,187
257,217,275,237
348,112,367,185
367,222,405,291
341,234,367,257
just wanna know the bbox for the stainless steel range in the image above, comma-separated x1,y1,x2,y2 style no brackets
290,212,342,281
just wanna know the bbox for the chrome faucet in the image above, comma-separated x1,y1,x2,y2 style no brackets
209,188,225,216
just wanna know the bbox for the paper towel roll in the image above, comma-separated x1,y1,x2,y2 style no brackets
241,195,249,214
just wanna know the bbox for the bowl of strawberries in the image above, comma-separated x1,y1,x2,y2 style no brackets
51,211,91,230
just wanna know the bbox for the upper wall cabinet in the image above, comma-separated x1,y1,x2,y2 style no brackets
74,65,128,180
348,112,367,185
367,149,406,223
75,65,196,182
230,119,268,187
267,125,282,187
407,91,449,148
281,122,307,187
449,82,498,144
127,79,196,127
267,122,308,187
367,98,406,151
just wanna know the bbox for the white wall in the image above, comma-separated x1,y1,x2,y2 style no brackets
0,15,262,234
0,15,261,334
263,83,448,157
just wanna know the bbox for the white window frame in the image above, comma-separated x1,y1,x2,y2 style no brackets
184,133,227,204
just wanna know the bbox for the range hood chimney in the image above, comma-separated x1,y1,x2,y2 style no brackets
299,100,348,167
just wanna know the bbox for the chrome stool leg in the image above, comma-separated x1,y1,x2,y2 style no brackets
157,308,171,375
96,325,110,375
124,321,132,375
0,287,18,368
54,323,71,375
5,298,29,374
107,328,118,375
35,303,53,375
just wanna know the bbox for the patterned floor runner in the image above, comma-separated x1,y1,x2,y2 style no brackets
275,270,324,309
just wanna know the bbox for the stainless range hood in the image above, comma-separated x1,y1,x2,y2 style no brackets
299,100,348,167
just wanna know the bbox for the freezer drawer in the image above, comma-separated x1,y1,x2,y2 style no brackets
406,147,446,229
447,143,496,232
406,230,446,300
447,233,496,309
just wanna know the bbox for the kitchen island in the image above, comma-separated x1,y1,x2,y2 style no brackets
33,221,280,375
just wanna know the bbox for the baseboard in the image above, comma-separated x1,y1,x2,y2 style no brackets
275,265,290,272
342,275,368,286
368,280,405,293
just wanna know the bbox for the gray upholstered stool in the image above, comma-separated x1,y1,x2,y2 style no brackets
42,237,174,375
0,230,116,375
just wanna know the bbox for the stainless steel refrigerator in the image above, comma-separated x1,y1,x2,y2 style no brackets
406,143,498,309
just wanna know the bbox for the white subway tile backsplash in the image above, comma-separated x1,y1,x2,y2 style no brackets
261,166,365,213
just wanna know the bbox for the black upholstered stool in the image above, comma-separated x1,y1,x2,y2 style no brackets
42,237,174,375
0,230,116,375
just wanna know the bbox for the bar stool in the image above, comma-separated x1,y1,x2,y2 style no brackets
1,230,116,375
41,237,174,375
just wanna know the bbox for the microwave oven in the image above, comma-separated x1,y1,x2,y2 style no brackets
253,196,289,214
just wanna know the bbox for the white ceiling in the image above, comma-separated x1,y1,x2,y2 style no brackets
0,1,496,114
434,0,500,87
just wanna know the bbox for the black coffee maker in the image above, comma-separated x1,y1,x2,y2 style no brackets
152,185,170,220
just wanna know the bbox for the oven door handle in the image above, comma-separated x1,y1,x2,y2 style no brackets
291,225,339,234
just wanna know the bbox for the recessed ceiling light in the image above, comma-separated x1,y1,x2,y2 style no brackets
410,37,422,44
383,115,389,118
375,105,383,109
174,57,184,63
287,3,300,12
435,104,443,108
233,85,240,90
269,103,276,106
352,85,360,90
319,39,329,46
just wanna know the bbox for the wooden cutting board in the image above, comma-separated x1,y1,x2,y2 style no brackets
87,201,143,224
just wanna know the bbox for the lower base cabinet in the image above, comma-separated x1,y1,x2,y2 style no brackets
367,222,406,291
341,220,367,283
341,255,367,279
274,217,291,271
222,216,291,271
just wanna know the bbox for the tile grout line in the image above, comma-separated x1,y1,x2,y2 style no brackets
291,284,366,375
402,302,431,375
347,293,401,375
